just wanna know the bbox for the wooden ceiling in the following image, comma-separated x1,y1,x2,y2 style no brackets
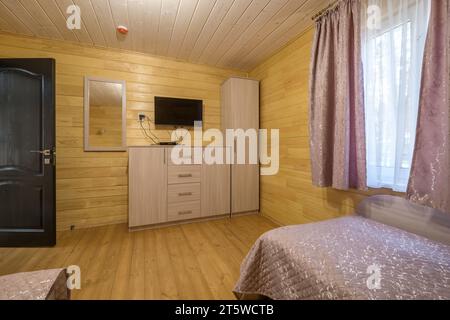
0,0,328,71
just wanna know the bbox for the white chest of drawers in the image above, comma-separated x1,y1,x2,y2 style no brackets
128,147,231,229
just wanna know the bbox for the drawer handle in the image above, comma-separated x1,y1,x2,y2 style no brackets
178,192,193,197
178,174,193,178
178,210,192,216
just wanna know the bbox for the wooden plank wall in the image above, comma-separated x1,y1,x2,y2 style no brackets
250,28,400,226
0,32,244,231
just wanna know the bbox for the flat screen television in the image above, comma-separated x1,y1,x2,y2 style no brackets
154,96,203,127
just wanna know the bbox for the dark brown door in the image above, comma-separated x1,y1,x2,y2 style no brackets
0,59,56,247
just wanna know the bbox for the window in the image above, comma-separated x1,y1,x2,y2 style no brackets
362,0,430,192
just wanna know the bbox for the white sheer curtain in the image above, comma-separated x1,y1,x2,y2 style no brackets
362,0,430,192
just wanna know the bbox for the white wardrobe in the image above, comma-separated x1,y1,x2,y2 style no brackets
128,77,260,230
221,77,260,214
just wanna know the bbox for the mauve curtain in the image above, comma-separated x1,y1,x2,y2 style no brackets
309,0,367,190
407,0,450,213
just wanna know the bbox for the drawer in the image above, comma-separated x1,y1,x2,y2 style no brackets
168,183,201,204
168,201,201,222
168,147,203,166
168,165,201,184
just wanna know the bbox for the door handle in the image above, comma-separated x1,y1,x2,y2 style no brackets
30,149,51,156
31,149,56,166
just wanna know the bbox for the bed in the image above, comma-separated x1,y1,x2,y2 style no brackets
234,196,450,300
0,269,70,300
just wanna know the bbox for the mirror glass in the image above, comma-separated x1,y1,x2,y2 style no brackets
85,78,126,151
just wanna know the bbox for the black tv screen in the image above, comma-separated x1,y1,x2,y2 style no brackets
155,97,203,127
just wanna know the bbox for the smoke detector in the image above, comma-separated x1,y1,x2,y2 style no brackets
117,25,128,35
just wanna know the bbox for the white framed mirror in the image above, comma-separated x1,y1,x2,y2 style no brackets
84,77,126,152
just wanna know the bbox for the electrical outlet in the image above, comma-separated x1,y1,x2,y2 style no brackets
138,114,146,121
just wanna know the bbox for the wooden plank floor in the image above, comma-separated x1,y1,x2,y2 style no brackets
0,215,277,300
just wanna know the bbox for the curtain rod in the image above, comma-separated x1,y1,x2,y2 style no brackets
311,1,340,21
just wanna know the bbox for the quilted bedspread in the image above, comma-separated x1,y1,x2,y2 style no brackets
234,216,450,300
0,269,70,300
